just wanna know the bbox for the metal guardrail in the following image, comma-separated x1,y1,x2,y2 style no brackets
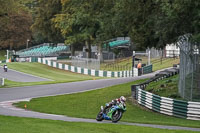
38,58,139,77
131,67,200,120
142,64,153,74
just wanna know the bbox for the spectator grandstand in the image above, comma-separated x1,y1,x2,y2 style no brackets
104,37,130,49
101,37,131,59
16,43,68,57
108,40,130,48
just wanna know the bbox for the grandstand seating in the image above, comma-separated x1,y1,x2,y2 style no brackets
103,39,130,49
108,40,129,47
18,45,68,57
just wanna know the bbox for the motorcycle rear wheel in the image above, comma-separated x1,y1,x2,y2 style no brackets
96,111,104,121
112,110,122,123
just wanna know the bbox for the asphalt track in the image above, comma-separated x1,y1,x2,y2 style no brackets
0,69,200,131
0,66,50,82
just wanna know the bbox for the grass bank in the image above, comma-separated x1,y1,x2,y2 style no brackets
146,75,181,99
152,58,179,71
100,56,179,72
6,62,101,81
15,79,200,128
0,62,102,87
0,115,195,133
2,79,91,88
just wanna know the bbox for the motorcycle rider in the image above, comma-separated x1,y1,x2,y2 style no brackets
102,96,126,113
3,64,8,72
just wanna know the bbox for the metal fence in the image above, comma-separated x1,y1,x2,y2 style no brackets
146,48,163,58
178,34,200,101
135,51,151,65
71,56,100,70
130,68,200,120
165,50,180,57
146,48,180,58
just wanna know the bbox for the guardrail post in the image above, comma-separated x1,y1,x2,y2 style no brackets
131,85,137,99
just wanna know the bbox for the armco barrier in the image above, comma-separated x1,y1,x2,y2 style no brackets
131,67,200,120
37,58,139,78
142,64,153,74
135,88,200,120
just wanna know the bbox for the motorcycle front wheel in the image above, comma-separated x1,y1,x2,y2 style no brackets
112,110,122,123
96,111,104,121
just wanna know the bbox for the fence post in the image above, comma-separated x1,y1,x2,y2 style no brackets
148,50,151,65
132,51,135,77
131,85,137,99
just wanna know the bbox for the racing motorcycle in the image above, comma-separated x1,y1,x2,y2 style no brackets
3,65,7,72
96,102,126,123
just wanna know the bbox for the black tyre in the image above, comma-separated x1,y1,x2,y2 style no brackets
96,111,104,121
112,110,122,123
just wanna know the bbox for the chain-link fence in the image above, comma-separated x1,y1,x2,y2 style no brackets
146,47,180,58
146,48,163,58
178,34,200,101
71,56,100,70
165,50,180,58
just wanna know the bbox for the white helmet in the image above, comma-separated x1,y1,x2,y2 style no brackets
120,96,126,102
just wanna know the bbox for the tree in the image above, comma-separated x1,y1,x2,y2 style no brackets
155,0,200,44
92,0,116,60
2,11,32,49
31,0,64,43
53,0,99,57
52,0,200,56
53,0,116,59
0,0,32,50
111,0,159,49
111,0,200,49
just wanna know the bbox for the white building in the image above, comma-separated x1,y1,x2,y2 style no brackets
165,44,180,57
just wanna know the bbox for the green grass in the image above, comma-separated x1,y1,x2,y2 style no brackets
152,58,180,71
6,62,100,81
100,56,179,71
0,115,196,133
2,79,57,88
15,79,200,128
145,75,181,99
0,62,102,87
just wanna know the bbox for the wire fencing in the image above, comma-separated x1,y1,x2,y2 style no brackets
178,34,200,101
71,56,100,70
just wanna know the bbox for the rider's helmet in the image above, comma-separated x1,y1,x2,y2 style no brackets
120,96,126,102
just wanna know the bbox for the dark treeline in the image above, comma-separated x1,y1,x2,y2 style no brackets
0,0,199,52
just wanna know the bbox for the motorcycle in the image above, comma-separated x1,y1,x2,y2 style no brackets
4,68,7,72
96,102,126,123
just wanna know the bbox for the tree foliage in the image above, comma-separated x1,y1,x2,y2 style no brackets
1,0,199,51
53,1,100,44
0,0,32,50
31,0,64,43
52,0,200,54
